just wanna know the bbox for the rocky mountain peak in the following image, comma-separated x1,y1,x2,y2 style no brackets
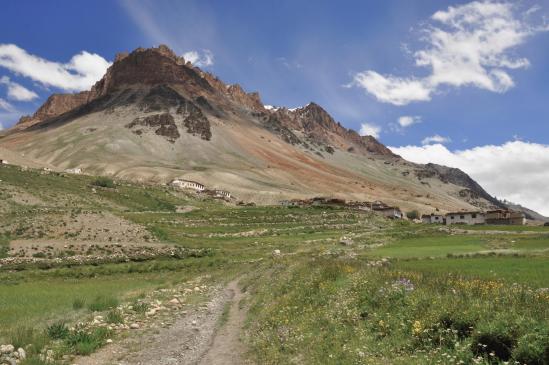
295,102,341,132
11,44,395,158
89,45,212,99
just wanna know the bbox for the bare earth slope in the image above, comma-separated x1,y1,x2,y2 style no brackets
0,45,504,213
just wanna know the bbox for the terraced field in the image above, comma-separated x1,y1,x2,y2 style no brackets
0,164,548,364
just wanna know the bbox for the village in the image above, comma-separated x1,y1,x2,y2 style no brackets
0,161,528,226
168,178,233,201
278,197,526,226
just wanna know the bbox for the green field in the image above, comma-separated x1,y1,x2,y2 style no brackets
1,164,548,365
367,235,489,258
461,224,549,232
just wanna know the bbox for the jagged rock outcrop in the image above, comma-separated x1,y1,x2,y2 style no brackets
16,92,91,129
125,85,212,141
258,102,395,156
225,85,264,112
89,45,213,99
201,72,264,112
126,113,180,143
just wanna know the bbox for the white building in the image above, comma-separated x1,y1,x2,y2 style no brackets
374,206,403,219
169,179,205,192
0,159,8,165
64,167,82,174
214,190,231,199
445,211,485,225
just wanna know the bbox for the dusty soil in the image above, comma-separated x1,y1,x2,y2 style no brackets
8,240,171,258
2,211,151,243
75,279,249,365
0,185,46,206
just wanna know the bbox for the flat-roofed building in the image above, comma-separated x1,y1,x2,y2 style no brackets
445,211,485,225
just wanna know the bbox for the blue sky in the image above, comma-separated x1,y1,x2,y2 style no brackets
1,0,549,214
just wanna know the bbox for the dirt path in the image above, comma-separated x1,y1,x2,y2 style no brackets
75,278,249,365
198,279,248,365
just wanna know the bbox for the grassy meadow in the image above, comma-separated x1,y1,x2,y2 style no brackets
0,164,548,364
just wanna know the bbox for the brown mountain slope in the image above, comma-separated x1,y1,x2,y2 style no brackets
0,45,502,213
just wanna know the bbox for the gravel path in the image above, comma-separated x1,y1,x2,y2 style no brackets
75,278,249,365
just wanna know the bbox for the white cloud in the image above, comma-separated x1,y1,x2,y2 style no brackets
0,98,14,112
359,122,381,138
0,121,3,131
398,115,422,128
422,135,451,145
182,49,214,67
389,141,549,216
0,44,111,92
0,76,38,101
352,1,549,105
352,71,431,106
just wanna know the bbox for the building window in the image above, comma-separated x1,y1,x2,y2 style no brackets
460,215,465,219
451,216,454,219
472,214,477,218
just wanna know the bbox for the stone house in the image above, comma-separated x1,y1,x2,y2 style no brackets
485,209,525,225
445,211,485,225
311,197,346,206
169,179,205,191
374,206,403,219
421,214,445,224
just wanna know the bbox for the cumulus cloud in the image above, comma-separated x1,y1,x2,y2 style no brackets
182,49,214,67
390,141,549,216
359,122,381,138
0,76,38,101
0,44,110,92
352,1,549,105
352,71,431,106
422,135,451,145
398,115,422,128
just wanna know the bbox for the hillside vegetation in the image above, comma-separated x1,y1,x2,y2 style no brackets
0,164,548,365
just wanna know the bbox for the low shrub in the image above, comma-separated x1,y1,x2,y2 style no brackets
471,322,517,361
406,210,420,220
46,321,69,340
132,301,149,314
87,295,119,312
64,327,110,355
438,312,476,339
91,177,115,189
106,309,124,324
512,331,549,365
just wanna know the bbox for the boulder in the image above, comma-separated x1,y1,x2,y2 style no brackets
0,344,14,354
